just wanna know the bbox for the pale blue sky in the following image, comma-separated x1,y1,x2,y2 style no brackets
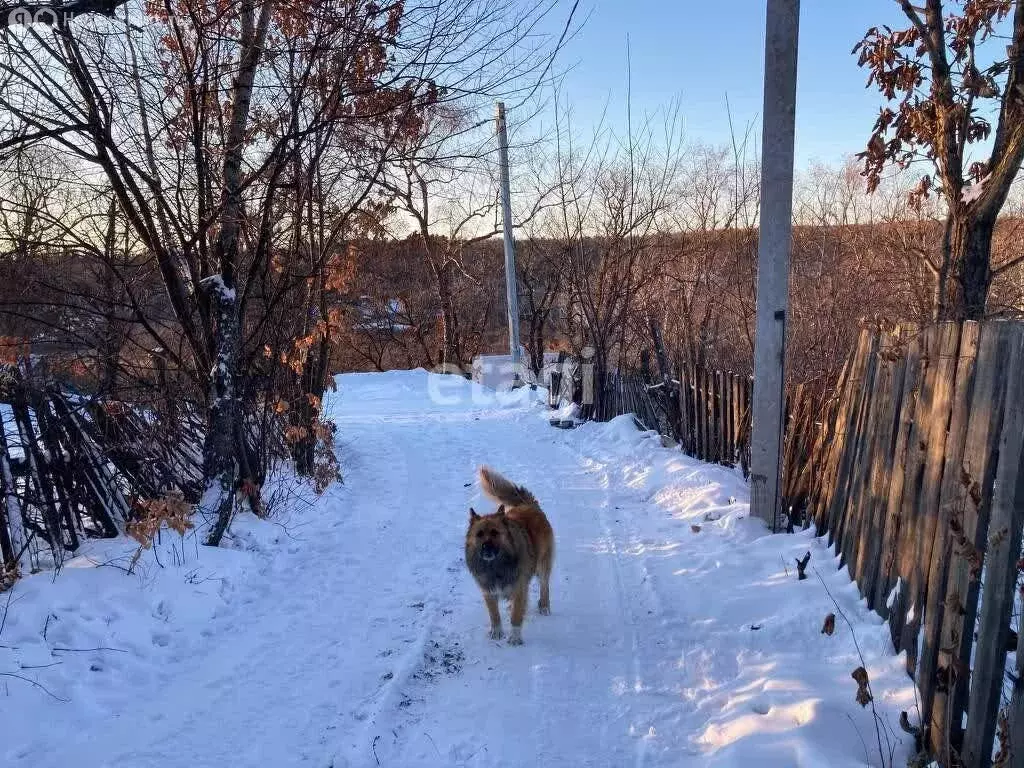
550,0,910,167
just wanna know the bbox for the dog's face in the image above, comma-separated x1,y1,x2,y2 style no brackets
466,506,514,564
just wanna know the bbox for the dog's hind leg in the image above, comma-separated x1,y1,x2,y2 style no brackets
483,592,503,640
536,549,553,615
508,585,527,645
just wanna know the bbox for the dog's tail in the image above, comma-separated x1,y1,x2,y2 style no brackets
478,466,537,508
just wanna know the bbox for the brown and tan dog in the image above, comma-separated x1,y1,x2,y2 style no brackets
464,466,555,645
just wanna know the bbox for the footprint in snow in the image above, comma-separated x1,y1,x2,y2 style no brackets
750,698,771,715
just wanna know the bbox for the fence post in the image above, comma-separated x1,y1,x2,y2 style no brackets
679,362,691,453
694,367,705,460
723,372,734,465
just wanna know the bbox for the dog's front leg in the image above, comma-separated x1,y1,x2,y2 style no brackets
483,592,503,639
508,586,527,645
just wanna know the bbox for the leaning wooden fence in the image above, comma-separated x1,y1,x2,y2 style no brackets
808,321,1024,767
0,366,205,576
592,369,664,431
544,323,1022,765
546,355,824,526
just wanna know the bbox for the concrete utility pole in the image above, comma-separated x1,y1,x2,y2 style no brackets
495,102,522,386
751,0,800,531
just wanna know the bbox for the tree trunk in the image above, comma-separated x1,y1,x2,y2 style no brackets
204,0,272,546
938,212,995,321
99,198,121,394
292,333,330,477
581,342,608,421
203,283,241,547
436,267,463,371
649,317,672,383
530,318,545,377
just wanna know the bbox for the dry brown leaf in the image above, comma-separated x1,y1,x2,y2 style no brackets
851,666,872,707
821,613,835,636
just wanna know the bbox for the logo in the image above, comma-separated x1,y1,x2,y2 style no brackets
4,5,70,26
1,2,118,28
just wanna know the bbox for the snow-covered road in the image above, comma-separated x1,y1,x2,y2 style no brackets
1,370,917,767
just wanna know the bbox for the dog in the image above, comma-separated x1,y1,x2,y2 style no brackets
464,466,555,645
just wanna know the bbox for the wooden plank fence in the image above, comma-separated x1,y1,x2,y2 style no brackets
546,322,1024,765
545,354,823,527
809,321,1024,767
676,364,753,468
0,365,206,576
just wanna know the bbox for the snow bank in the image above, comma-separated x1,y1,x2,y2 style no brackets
566,413,919,767
0,479,311,765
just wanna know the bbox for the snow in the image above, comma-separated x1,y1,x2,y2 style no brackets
0,369,917,767
962,174,989,204
886,577,902,611
2,403,25,459
198,274,236,302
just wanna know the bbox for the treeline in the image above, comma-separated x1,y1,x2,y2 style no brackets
335,163,1024,401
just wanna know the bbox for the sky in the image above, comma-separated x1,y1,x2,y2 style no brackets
548,0,911,168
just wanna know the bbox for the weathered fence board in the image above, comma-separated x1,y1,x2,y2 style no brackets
852,328,907,608
899,323,962,674
886,327,936,654
819,330,868,543
810,353,851,532
936,322,1013,759
962,329,1024,768
701,367,712,461
842,329,886,577
918,322,979,751
870,332,919,619
829,329,878,555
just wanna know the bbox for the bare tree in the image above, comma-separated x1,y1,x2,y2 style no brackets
541,99,685,415
379,99,566,370
856,0,1024,319
515,236,563,376
0,0,571,542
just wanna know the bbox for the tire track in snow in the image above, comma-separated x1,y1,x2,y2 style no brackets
340,604,439,767
573,447,708,765
587,460,653,768
506,452,653,767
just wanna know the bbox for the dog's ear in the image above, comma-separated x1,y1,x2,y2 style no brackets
469,507,480,524
495,504,506,517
